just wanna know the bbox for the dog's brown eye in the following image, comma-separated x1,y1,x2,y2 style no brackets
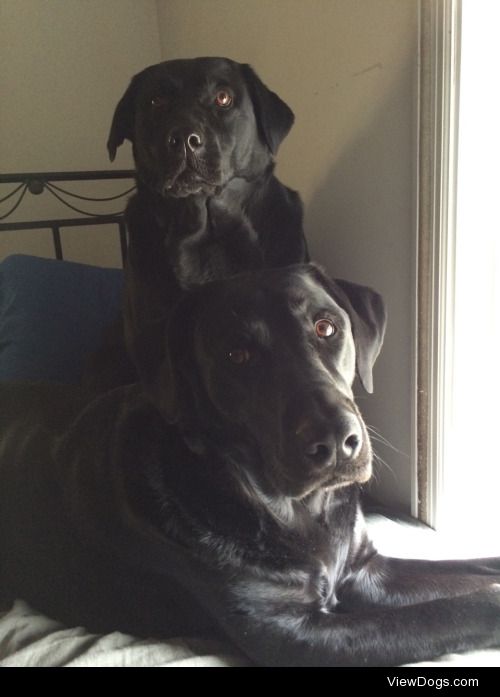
215,90,233,108
151,96,167,108
228,348,250,365
315,319,336,338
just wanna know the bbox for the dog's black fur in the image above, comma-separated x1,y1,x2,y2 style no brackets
106,57,308,384
2,264,500,666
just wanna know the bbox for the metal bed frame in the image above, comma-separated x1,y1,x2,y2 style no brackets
0,170,136,265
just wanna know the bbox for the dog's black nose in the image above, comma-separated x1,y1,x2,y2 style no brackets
302,413,363,468
341,430,362,460
167,132,183,151
304,438,336,468
337,413,363,462
167,130,203,154
186,133,203,152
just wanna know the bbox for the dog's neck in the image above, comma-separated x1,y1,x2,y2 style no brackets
194,447,363,582
210,162,276,208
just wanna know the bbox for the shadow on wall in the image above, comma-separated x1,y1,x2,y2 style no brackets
305,68,416,512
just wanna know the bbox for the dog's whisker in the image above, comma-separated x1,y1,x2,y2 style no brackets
371,450,398,483
366,425,407,457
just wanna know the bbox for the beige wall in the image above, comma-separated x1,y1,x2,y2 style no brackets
0,0,161,266
157,0,419,511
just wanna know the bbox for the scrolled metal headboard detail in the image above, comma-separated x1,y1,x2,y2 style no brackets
0,170,136,264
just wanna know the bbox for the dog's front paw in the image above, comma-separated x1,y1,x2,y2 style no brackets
468,584,500,647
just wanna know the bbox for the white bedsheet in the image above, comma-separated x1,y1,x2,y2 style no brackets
1,515,498,667
0,600,249,667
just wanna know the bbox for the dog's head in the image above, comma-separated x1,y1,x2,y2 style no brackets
108,57,294,198
148,265,387,500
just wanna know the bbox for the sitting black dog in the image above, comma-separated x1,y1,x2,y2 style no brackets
106,57,308,384
2,265,500,666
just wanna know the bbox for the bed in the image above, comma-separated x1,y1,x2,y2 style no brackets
0,172,498,667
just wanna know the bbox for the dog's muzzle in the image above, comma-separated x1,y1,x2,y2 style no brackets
161,126,221,198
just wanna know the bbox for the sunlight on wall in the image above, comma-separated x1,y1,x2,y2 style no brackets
442,0,500,550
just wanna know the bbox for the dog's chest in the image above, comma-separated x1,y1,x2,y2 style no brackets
303,537,352,613
172,223,262,289
242,522,354,615
285,504,360,613
159,194,264,288
173,236,235,287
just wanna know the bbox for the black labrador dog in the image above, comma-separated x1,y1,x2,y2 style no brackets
104,56,308,385
2,265,500,666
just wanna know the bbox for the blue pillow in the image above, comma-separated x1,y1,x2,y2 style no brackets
0,255,123,384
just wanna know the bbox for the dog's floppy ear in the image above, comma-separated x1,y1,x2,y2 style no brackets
107,75,140,162
311,266,387,393
240,64,295,155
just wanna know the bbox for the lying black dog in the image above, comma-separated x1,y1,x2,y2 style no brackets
2,265,500,666
107,56,308,383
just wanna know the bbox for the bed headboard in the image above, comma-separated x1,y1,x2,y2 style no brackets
0,170,135,265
